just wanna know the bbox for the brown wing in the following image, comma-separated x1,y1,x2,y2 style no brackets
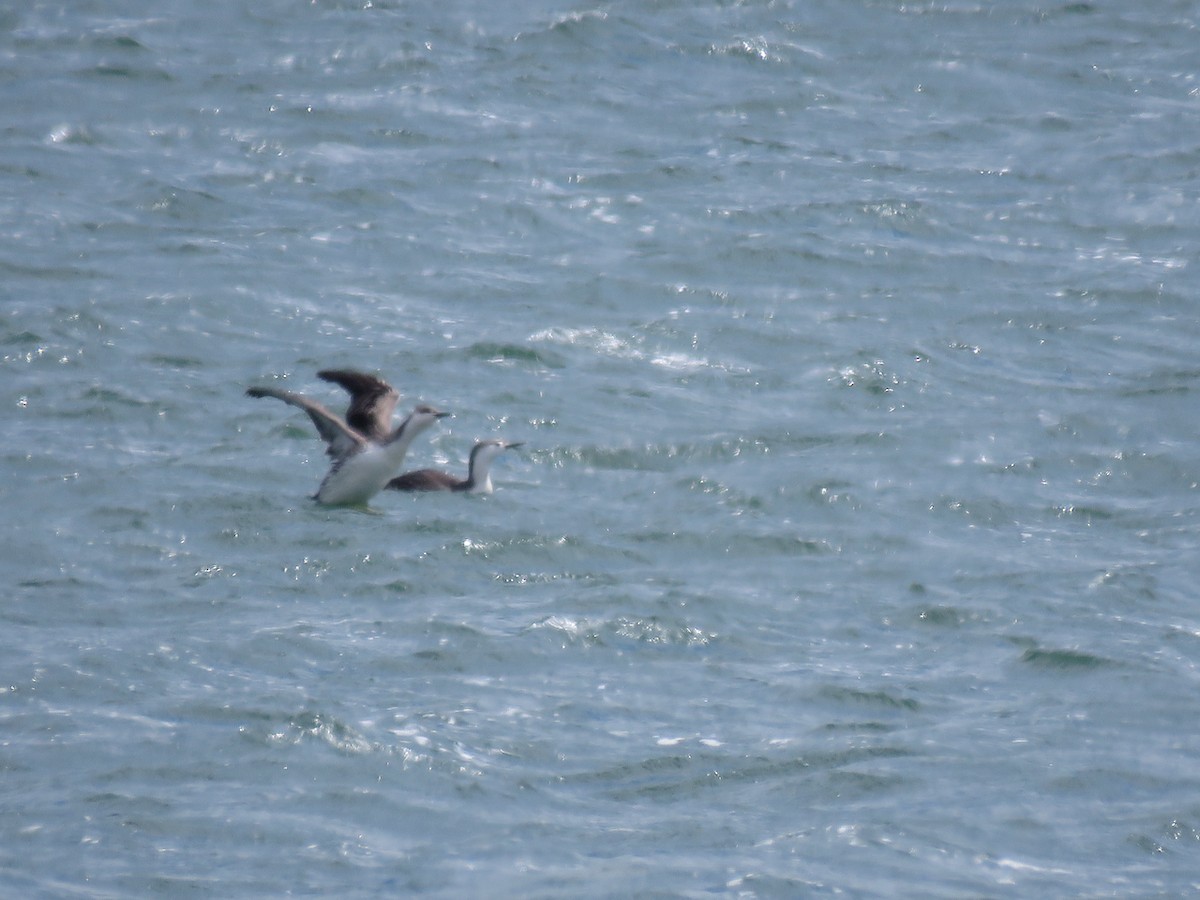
317,369,400,441
246,386,366,458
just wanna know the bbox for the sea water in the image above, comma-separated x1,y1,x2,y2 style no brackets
2,1,1199,895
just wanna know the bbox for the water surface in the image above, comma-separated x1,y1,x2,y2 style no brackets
2,1,1199,895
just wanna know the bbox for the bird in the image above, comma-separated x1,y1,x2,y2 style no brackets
246,371,448,505
387,439,523,494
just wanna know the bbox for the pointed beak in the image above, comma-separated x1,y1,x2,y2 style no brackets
505,441,524,450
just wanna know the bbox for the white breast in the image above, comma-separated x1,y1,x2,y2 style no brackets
315,446,397,505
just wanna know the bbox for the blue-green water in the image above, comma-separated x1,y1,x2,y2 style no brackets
3,1,1199,895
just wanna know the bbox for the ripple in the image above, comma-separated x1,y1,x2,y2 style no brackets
816,686,922,713
461,341,566,369
528,325,736,374
562,743,914,803
527,614,717,650
911,604,970,627
1019,646,1117,671
539,436,776,472
274,710,376,755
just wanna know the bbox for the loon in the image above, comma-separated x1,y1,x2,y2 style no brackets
246,372,447,505
386,439,522,494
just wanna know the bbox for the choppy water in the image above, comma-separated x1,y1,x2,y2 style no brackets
3,1,1199,896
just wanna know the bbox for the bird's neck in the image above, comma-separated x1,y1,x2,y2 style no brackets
383,419,426,461
463,454,494,493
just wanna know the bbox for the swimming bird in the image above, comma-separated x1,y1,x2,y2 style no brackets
246,375,448,505
386,439,523,494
